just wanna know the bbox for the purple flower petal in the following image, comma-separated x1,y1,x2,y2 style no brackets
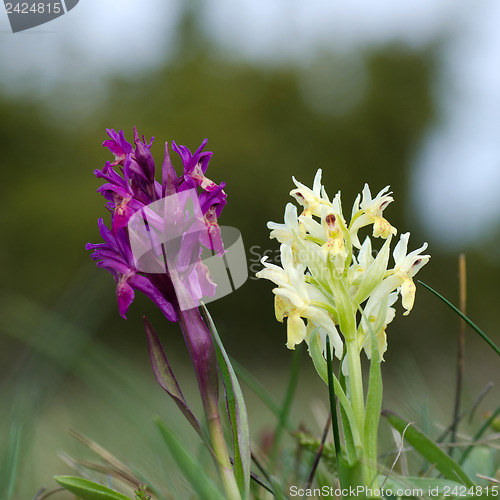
88,129,227,323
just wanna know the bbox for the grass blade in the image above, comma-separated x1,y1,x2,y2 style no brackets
53,476,131,500
154,417,227,500
325,336,342,475
360,301,383,486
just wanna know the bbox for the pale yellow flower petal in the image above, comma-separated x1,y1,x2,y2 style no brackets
286,313,307,349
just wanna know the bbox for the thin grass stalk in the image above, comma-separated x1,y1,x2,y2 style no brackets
450,254,467,455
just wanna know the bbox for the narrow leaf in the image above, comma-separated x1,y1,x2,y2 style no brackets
325,335,343,486
201,303,251,500
154,417,227,500
382,411,474,487
144,317,205,441
362,304,383,486
53,476,131,500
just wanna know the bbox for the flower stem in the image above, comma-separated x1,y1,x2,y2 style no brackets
346,339,365,444
205,397,243,500
346,339,372,484
177,308,241,500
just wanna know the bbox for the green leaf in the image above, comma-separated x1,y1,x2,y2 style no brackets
325,335,342,480
53,476,131,500
201,304,251,500
154,416,227,500
338,362,357,465
382,411,474,487
363,305,383,487
143,317,207,444
338,459,364,492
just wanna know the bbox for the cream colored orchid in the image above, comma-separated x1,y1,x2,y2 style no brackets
258,169,430,490
256,242,343,356
358,291,398,361
367,232,430,316
298,210,348,273
392,232,430,314
258,169,429,363
268,203,303,244
350,184,397,248
290,169,331,218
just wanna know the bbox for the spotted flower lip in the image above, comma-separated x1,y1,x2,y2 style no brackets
87,127,227,320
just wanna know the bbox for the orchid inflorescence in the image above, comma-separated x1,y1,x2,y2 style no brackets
256,169,430,487
86,127,227,321
257,169,430,364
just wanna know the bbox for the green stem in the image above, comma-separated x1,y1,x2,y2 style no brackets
346,340,365,442
205,397,243,500
346,339,371,484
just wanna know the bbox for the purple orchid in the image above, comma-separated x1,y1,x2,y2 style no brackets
86,128,247,500
87,127,227,320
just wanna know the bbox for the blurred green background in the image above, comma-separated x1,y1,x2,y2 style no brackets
1,1,499,497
